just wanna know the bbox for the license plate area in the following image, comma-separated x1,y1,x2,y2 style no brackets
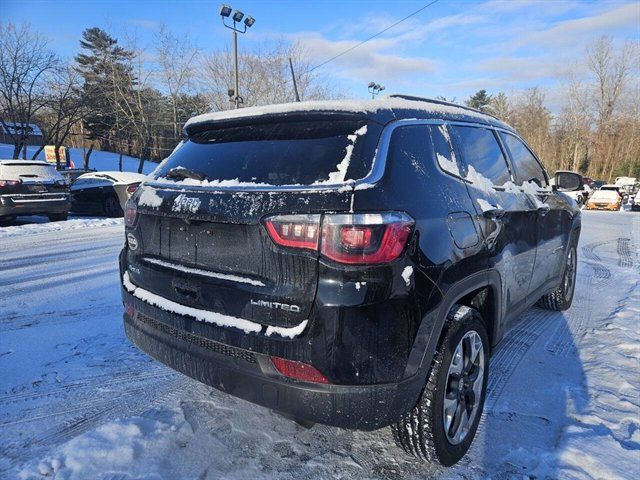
28,184,48,193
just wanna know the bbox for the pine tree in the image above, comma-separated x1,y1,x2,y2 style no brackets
75,27,134,151
465,90,493,113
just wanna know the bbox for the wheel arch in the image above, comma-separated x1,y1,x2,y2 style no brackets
405,270,503,380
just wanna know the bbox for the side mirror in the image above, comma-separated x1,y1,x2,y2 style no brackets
555,171,583,192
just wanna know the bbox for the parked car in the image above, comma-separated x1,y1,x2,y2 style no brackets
0,160,70,222
71,171,147,217
590,180,605,190
585,189,623,210
60,168,97,184
626,184,640,211
599,184,628,203
120,96,582,466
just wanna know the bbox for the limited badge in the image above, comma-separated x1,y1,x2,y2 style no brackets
127,233,138,251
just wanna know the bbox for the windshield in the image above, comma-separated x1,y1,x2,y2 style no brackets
591,190,619,201
153,120,373,186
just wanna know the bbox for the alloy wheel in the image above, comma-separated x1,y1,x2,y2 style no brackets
563,246,576,300
443,330,485,445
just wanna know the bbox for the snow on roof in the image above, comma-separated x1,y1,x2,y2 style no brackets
185,96,499,130
80,171,148,184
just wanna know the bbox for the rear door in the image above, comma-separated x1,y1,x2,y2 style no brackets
126,116,379,330
499,132,566,292
449,125,538,319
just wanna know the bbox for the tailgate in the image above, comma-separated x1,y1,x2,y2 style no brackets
125,186,352,329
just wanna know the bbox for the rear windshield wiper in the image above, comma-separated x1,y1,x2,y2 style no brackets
165,166,207,182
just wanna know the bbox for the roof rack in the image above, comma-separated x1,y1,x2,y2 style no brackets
388,94,501,122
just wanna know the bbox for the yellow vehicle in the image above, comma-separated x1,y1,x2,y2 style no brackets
585,189,622,211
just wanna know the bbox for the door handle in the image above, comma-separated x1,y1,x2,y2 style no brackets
483,207,506,219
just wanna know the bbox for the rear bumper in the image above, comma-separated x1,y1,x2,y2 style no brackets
0,193,70,216
122,288,423,430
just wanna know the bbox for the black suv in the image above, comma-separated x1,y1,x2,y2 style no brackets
120,96,582,466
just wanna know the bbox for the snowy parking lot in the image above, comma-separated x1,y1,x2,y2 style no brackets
1,211,638,479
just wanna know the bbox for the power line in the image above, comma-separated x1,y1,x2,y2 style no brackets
307,0,441,74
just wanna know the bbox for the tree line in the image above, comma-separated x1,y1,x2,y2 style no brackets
0,22,637,180
465,37,638,182
0,23,335,172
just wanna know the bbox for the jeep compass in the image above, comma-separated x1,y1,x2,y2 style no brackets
120,96,582,466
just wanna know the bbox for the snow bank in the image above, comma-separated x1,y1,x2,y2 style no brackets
0,143,157,174
0,217,122,239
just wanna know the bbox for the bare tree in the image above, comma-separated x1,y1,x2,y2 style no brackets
32,65,87,166
201,41,342,110
0,23,58,158
156,25,199,141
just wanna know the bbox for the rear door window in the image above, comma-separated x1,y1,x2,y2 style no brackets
155,120,373,186
499,132,547,187
429,124,461,177
450,126,512,187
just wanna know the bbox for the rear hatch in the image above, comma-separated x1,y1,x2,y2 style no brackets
126,114,380,330
0,162,67,195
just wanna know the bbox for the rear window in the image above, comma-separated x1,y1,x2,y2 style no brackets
0,163,61,180
155,120,372,186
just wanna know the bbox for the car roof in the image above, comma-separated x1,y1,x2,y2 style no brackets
184,95,514,136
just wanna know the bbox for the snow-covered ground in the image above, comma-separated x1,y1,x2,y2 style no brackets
0,143,158,175
0,211,638,479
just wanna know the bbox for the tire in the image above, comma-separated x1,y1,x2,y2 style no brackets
392,305,489,466
103,195,123,217
537,235,577,311
48,212,68,222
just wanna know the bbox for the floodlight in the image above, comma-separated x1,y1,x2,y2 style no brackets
220,4,232,17
232,10,244,22
368,81,375,88
244,16,255,28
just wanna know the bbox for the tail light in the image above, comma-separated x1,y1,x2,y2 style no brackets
264,212,414,265
264,214,321,250
322,212,414,264
0,180,20,188
271,356,330,384
126,183,141,195
124,202,137,227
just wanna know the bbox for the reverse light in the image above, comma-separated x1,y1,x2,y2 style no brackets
124,202,137,227
271,356,330,384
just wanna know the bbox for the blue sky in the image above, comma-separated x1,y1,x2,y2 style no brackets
2,0,638,107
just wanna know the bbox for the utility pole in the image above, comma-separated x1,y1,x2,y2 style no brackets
220,5,256,109
289,57,300,102
233,30,240,108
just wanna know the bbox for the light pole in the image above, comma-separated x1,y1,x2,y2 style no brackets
368,82,385,99
220,4,255,109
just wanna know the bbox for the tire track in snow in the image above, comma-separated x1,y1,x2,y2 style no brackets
0,372,184,471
